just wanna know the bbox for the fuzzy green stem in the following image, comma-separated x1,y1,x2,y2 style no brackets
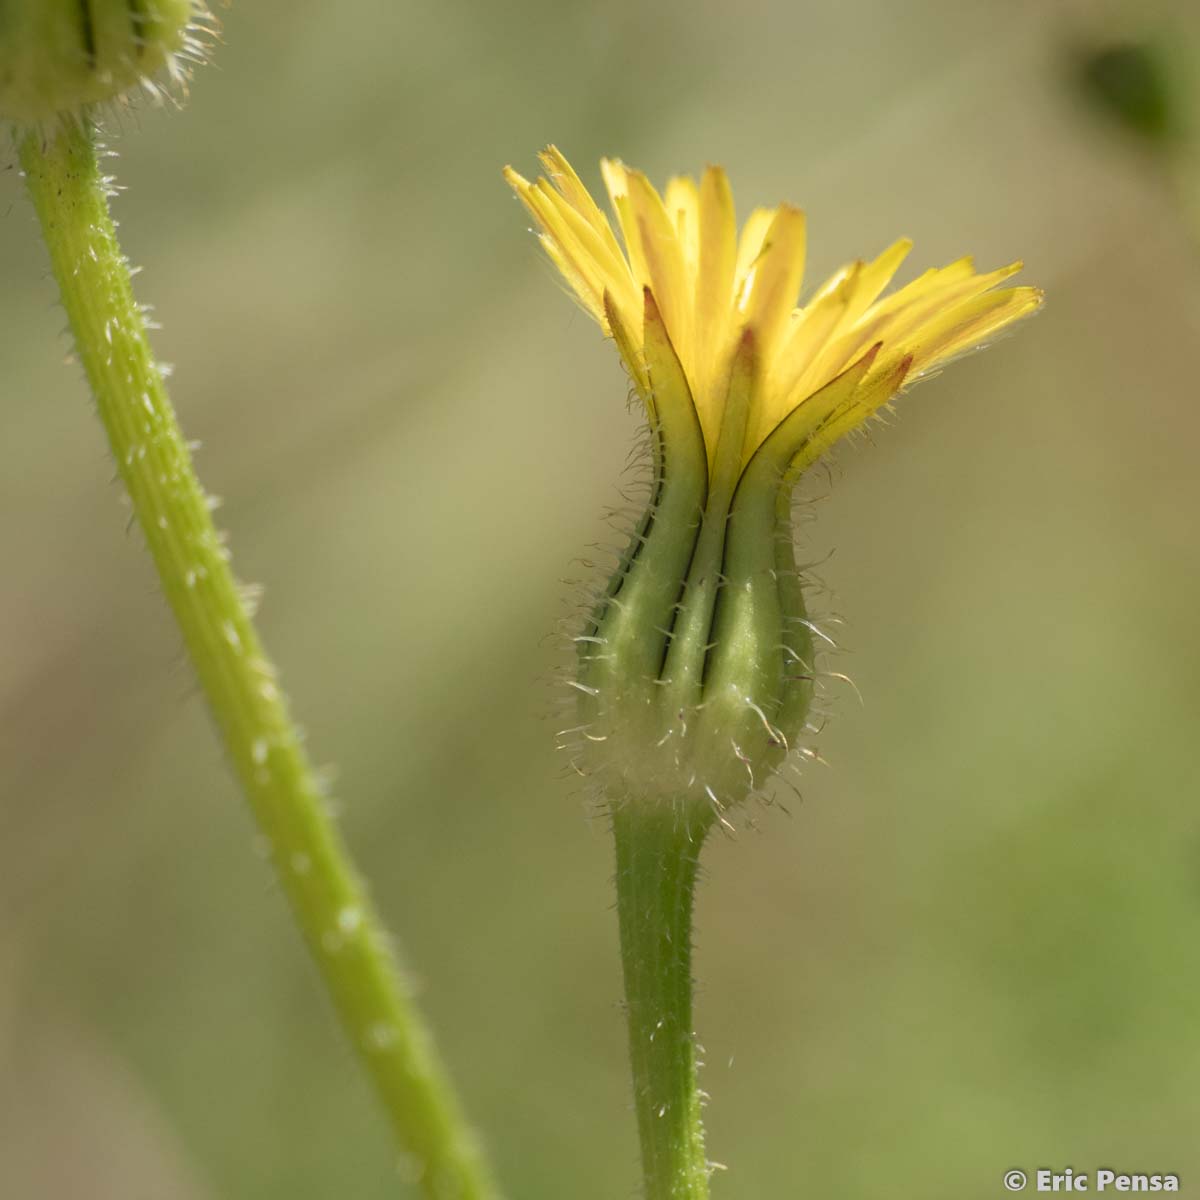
19,116,499,1200
613,800,714,1200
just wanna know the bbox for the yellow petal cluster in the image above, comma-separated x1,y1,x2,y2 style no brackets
505,147,1042,472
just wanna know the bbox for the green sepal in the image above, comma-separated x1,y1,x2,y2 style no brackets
690,348,882,790
658,327,757,713
580,290,708,703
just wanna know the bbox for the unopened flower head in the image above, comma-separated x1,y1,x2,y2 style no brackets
507,147,1041,817
0,0,212,125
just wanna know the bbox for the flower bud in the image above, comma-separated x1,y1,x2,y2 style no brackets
0,0,203,124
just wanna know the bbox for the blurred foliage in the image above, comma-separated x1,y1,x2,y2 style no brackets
2,1,1200,1198
1078,41,1178,143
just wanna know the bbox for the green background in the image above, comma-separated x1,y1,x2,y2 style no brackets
2,0,1199,1196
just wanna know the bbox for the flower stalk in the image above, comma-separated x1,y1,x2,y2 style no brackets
508,146,1041,1198
613,801,715,1200
20,116,499,1200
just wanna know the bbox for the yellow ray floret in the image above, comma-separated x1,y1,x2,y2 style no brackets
505,147,1042,474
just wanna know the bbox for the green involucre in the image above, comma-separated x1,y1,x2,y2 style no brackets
0,0,195,122
575,291,816,815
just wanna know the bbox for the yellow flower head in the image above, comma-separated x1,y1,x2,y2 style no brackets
505,146,1041,478
507,147,1042,814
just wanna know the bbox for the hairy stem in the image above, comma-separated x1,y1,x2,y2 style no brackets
613,800,714,1200
19,115,499,1200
